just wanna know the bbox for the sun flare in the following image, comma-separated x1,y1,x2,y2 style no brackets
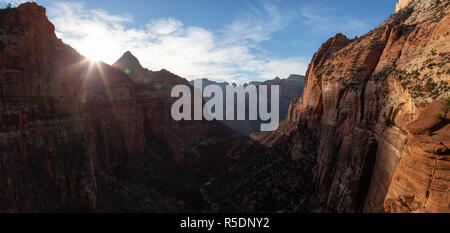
77,40,113,63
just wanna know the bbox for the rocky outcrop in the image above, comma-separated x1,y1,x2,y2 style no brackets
0,3,249,212
396,0,414,13
1,1,448,213
286,0,449,213
206,0,449,213
0,3,147,211
113,51,250,175
384,100,449,213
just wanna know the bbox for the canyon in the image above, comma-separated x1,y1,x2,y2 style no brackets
190,75,305,135
204,0,450,213
0,0,449,213
0,3,253,212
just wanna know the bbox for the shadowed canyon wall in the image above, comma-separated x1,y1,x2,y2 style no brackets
0,0,448,213
0,3,252,212
206,0,449,213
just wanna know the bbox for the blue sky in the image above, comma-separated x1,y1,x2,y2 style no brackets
2,0,396,83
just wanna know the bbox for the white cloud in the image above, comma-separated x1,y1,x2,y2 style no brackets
147,18,183,35
300,6,371,36
47,1,307,83
225,1,297,44
0,0,29,6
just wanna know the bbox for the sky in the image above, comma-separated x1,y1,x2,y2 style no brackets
1,0,396,83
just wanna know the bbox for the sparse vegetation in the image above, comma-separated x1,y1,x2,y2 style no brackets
0,2,14,14
0,2,11,10
385,119,394,127
392,69,419,81
441,97,450,114
393,6,414,25
428,63,437,69
425,79,438,92
401,80,411,88
434,114,445,120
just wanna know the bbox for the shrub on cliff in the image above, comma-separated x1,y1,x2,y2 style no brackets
0,2,14,14
441,97,450,114
1,2,11,9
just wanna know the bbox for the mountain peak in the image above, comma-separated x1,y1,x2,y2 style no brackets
113,51,143,71
17,2,46,14
287,74,305,81
122,51,134,57
1,2,55,35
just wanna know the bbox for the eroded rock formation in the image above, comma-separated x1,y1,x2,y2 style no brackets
384,100,449,213
0,3,251,212
206,0,449,213
396,0,414,12
0,0,448,213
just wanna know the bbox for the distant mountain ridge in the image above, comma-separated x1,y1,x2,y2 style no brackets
190,75,305,135
0,3,254,212
1,0,448,214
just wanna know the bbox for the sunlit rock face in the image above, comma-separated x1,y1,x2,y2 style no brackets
395,0,414,12
205,0,449,213
0,0,448,214
384,100,450,213
277,0,449,213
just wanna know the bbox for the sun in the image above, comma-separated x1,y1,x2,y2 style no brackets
85,53,102,62
77,41,113,63
82,48,105,63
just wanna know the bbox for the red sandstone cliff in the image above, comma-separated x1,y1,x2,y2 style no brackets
0,3,147,211
1,0,449,213
0,3,250,212
113,51,251,174
206,0,449,213
277,0,449,212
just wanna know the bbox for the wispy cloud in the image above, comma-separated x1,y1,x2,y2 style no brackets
224,1,297,44
0,0,30,6
147,18,183,36
47,1,307,83
300,5,371,36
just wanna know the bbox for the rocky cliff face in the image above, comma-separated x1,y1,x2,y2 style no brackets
1,1,448,213
396,0,414,12
113,51,251,174
206,0,449,213
384,100,449,212
0,3,250,212
0,3,148,211
282,0,449,213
